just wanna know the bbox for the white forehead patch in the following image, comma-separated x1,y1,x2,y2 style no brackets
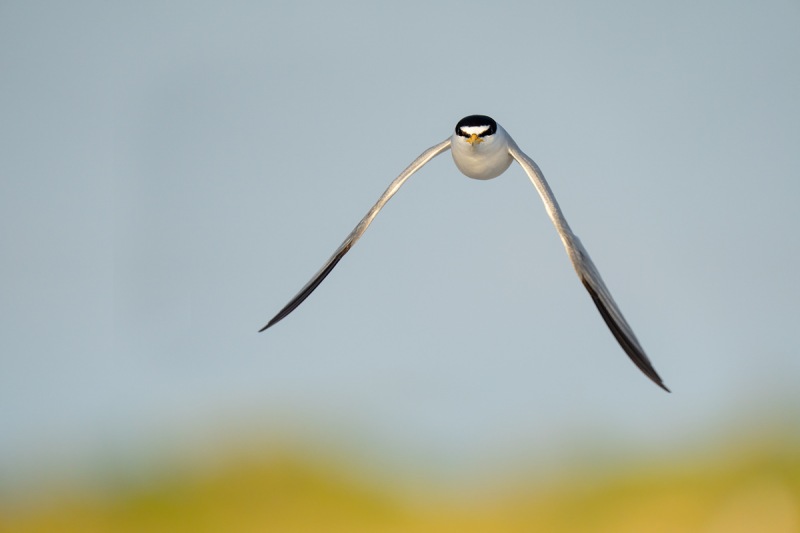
459,125,491,136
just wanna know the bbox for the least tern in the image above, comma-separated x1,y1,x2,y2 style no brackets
261,115,669,392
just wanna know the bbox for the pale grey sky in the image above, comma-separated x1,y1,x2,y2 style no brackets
2,1,799,490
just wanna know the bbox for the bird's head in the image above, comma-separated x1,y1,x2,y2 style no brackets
455,115,497,147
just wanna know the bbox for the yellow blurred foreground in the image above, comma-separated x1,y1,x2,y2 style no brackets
2,439,798,532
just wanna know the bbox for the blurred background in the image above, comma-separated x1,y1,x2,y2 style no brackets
2,1,799,531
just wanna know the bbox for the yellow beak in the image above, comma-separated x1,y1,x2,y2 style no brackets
466,133,483,145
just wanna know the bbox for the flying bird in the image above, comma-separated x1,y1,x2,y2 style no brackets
261,115,669,392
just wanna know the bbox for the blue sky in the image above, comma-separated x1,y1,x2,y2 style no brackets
2,1,799,489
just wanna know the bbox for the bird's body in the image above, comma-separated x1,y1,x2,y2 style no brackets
261,115,670,392
450,115,513,180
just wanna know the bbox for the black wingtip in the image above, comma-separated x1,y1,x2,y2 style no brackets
258,315,282,332
259,244,352,334
581,278,670,393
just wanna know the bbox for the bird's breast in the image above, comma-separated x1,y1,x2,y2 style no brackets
450,131,513,180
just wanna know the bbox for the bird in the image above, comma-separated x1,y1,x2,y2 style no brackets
260,115,669,392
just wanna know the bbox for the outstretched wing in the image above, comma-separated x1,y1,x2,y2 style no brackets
508,141,669,392
260,139,452,332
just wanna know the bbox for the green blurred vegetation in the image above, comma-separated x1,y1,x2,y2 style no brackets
1,437,798,532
